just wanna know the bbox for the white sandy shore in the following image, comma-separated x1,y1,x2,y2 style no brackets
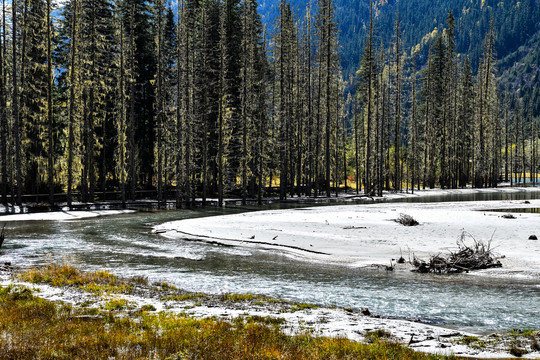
155,196,540,278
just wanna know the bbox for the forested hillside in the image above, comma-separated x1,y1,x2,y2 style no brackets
259,0,540,115
0,0,538,210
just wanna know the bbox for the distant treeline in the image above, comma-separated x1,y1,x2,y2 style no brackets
0,0,536,208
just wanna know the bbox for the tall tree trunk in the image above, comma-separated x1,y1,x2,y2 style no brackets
1,0,7,205
67,0,79,207
47,0,54,204
13,0,22,206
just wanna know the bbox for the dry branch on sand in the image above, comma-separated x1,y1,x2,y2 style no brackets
412,232,503,274
394,214,419,226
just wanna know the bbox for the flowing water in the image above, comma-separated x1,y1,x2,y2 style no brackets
1,190,540,334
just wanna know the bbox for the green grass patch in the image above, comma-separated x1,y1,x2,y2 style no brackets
103,298,133,311
365,329,393,343
155,281,178,290
457,336,486,349
140,304,156,312
291,302,318,312
509,328,538,337
245,315,286,326
221,293,264,302
163,292,206,302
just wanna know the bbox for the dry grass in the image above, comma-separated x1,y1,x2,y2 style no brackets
0,285,462,360
17,263,140,295
1,265,470,360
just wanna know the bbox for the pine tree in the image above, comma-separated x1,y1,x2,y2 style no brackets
475,19,498,187
275,0,294,200
12,0,22,206
457,57,475,187
117,6,128,208
392,10,401,192
408,59,419,193
46,0,54,204
154,0,166,207
315,0,339,197
216,0,230,207
357,0,376,195
0,0,7,204
445,10,458,188
79,0,116,202
239,0,263,204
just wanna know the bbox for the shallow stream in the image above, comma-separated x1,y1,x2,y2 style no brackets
1,190,540,334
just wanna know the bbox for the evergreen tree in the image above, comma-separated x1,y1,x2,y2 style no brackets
392,10,401,192
0,0,7,204
357,0,376,195
65,0,82,207
12,0,22,206
316,0,339,197
46,0,54,204
457,56,475,187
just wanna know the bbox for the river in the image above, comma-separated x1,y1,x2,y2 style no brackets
1,189,539,334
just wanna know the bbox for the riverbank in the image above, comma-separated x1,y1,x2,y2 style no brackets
1,264,538,359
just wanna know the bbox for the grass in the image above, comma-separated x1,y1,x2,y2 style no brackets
457,335,486,349
163,292,206,302
243,315,286,326
18,263,136,295
290,302,318,312
5,265,497,359
103,298,133,311
0,284,464,360
221,293,265,302
365,329,393,343
140,304,156,312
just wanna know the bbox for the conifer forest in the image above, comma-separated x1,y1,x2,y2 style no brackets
0,0,538,208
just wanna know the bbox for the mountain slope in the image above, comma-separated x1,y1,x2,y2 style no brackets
259,0,540,116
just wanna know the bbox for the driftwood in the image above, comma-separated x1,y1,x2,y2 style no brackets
394,214,419,226
412,232,503,274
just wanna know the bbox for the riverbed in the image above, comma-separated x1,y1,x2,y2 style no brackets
1,187,540,336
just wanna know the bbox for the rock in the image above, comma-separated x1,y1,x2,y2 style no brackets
360,308,371,316
529,235,538,240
